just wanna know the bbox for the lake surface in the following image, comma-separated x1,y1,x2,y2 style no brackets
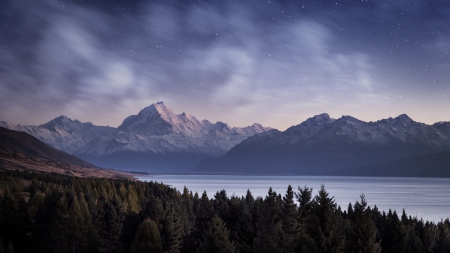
137,175,450,222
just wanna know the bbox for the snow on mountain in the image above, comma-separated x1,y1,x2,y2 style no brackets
67,102,272,172
0,116,115,153
77,102,271,158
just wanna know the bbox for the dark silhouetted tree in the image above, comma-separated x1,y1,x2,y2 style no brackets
346,194,381,253
281,185,300,252
309,185,345,253
253,187,283,253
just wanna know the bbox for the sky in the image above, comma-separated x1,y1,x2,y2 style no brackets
1,0,449,130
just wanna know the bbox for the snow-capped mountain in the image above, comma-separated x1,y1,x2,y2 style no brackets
0,116,115,153
196,114,450,176
1,102,271,172
75,102,271,172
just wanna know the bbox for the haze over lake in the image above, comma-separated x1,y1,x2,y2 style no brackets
138,175,450,223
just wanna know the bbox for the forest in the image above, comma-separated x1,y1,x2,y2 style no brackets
0,169,449,253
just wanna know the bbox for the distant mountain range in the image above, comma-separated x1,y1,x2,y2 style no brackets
0,127,131,179
195,114,450,177
1,102,271,173
3,104,450,177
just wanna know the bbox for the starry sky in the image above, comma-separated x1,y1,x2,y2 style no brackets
1,0,449,130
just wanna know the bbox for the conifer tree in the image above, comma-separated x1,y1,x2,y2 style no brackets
141,196,164,223
130,218,163,253
231,200,255,252
95,197,124,253
213,190,229,219
159,203,183,253
195,191,213,233
309,185,345,253
253,187,283,253
126,185,140,213
181,187,195,231
346,194,381,253
346,203,354,221
281,185,300,252
197,216,236,253
293,186,315,252
380,210,406,253
120,212,141,253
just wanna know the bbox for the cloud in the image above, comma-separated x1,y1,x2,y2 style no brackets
180,8,381,125
0,0,448,128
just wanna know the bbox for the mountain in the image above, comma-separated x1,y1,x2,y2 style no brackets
195,114,450,176
0,127,131,179
0,116,115,153
75,102,271,172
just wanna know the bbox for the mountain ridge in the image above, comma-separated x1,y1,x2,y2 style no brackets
195,113,450,176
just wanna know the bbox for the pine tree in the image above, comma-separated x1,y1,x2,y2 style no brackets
253,187,283,253
130,218,163,253
126,185,141,214
231,199,255,252
141,196,164,223
120,212,141,253
346,194,381,253
95,197,124,253
195,191,213,233
309,185,345,253
197,216,236,253
281,185,300,252
213,190,229,219
380,210,406,253
159,203,183,253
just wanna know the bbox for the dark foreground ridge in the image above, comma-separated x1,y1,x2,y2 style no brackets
0,127,132,179
0,169,449,253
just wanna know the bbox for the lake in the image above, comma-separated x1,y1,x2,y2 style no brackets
137,175,450,223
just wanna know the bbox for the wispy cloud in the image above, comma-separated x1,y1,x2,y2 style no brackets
0,0,449,128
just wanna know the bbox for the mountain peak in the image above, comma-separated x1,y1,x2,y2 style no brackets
138,102,173,118
396,114,413,121
40,115,74,130
339,115,360,122
302,113,335,126
310,113,331,121
315,113,330,118
56,115,70,120
53,115,72,123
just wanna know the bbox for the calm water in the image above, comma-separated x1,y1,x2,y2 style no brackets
137,175,450,222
